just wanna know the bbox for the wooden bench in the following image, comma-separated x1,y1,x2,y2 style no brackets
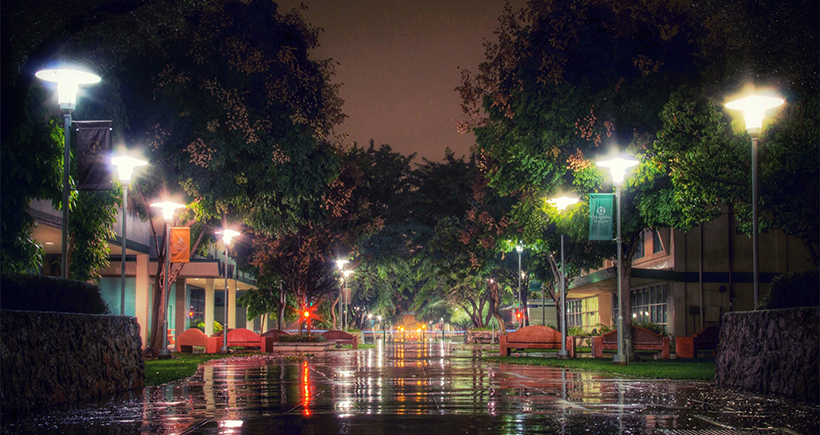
321,329,358,349
223,328,266,350
176,328,222,354
675,325,720,358
499,325,576,357
591,326,670,359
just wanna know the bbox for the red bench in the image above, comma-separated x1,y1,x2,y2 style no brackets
321,330,358,349
591,326,670,359
675,326,720,358
223,328,266,350
176,328,222,354
499,325,576,357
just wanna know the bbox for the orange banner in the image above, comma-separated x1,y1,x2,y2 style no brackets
169,227,190,263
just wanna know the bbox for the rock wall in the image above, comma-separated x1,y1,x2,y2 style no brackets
715,307,818,401
1,310,144,417
465,330,500,344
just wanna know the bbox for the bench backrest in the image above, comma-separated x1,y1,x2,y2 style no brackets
177,328,208,345
506,325,562,343
322,329,354,340
602,326,664,345
693,325,720,347
226,327,261,343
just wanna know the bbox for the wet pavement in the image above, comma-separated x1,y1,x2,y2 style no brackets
3,340,818,434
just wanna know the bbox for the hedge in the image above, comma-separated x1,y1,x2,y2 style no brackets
0,273,110,314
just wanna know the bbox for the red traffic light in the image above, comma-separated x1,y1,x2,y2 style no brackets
303,310,310,318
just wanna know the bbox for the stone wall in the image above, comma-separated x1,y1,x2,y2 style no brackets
715,307,818,401
1,310,145,417
464,330,500,344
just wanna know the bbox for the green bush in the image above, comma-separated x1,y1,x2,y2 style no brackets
759,268,819,309
1,273,110,314
278,333,327,343
635,321,667,336
567,326,585,336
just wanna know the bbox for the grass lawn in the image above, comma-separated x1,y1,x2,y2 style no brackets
144,352,256,386
485,356,715,381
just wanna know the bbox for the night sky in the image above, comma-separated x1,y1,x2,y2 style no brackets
277,0,527,161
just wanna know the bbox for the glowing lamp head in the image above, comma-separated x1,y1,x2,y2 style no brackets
516,244,523,253
35,68,101,111
150,201,186,222
336,259,348,270
111,155,148,183
725,94,784,134
304,310,310,318
343,270,353,278
549,196,580,212
597,156,639,185
218,229,241,246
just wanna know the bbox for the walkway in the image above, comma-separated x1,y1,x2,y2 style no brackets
4,341,818,434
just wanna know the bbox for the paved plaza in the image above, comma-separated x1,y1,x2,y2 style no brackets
3,342,818,434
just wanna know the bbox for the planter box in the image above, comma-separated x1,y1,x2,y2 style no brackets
269,342,336,353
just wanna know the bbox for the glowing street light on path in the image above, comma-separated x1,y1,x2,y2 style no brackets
597,154,639,365
150,201,185,358
726,92,784,307
111,154,148,315
548,195,579,359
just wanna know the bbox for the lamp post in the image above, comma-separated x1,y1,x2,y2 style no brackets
725,94,784,308
150,201,186,358
597,155,639,365
111,155,147,315
336,260,348,329
549,196,580,359
217,229,240,353
35,68,101,279
516,244,523,328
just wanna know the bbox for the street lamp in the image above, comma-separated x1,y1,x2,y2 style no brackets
549,195,580,358
150,201,186,358
36,67,101,279
217,228,240,353
111,154,147,315
516,243,524,329
597,155,639,365
725,93,784,308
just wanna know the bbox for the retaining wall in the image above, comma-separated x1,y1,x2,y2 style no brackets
715,307,819,401
1,310,144,417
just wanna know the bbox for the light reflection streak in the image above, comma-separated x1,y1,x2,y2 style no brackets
302,360,311,416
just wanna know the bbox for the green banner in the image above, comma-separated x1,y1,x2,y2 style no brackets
589,193,614,241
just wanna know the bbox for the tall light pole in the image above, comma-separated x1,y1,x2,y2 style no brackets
597,155,639,365
35,68,101,279
150,201,186,358
725,93,784,308
516,244,523,328
111,155,147,315
549,196,580,359
217,229,240,353
336,259,348,329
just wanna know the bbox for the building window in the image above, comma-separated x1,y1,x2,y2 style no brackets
631,284,668,331
633,231,646,260
652,229,664,253
189,286,205,329
566,297,599,330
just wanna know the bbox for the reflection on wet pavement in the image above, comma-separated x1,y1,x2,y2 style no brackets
4,341,817,434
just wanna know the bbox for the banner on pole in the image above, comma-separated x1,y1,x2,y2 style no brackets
589,193,614,241
75,120,112,190
169,227,190,263
343,288,351,304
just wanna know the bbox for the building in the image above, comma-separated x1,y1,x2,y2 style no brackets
564,210,813,337
29,199,260,349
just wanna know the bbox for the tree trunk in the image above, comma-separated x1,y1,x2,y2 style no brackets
278,281,285,330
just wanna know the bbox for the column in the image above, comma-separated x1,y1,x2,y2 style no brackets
204,279,215,335
175,278,187,338
135,253,150,349
227,280,237,329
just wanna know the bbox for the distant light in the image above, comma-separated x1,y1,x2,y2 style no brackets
218,229,240,245
597,156,639,185
549,196,580,212
726,94,784,134
35,68,100,110
150,201,185,221
111,155,148,182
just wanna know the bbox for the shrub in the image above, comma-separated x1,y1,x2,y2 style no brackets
1,273,109,314
635,322,667,336
567,326,585,336
278,333,326,343
759,268,819,309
